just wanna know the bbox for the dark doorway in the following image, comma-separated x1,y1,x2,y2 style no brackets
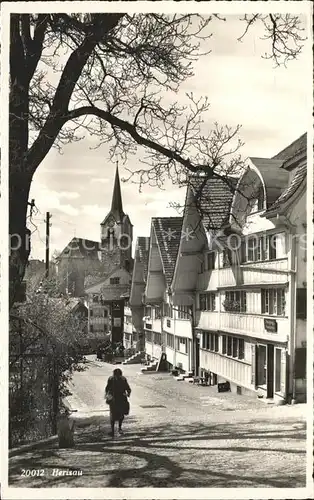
267,344,274,398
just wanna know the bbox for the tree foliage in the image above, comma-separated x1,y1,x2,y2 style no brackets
9,280,88,445
9,12,306,307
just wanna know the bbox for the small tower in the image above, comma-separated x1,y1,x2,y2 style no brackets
100,165,133,276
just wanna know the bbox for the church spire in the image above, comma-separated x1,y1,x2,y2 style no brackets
111,162,124,220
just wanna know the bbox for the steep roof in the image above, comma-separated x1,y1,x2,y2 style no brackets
249,158,289,208
263,133,307,215
58,238,100,260
136,236,150,281
152,217,183,287
190,176,236,230
272,133,307,164
264,163,307,215
101,165,125,225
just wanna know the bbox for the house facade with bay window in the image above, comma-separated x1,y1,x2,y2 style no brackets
171,133,307,403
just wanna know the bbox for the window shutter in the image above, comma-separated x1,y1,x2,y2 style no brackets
296,288,307,319
241,240,246,263
294,347,306,379
280,349,287,394
251,344,256,387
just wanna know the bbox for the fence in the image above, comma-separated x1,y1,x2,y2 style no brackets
9,317,59,448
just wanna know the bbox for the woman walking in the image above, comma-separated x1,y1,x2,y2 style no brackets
105,368,131,437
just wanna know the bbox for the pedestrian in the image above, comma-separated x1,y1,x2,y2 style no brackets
105,368,131,437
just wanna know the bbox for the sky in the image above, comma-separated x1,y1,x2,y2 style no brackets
28,14,309,261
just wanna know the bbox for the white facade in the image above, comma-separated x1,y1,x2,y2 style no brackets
169,134,307,402
193,150,307,402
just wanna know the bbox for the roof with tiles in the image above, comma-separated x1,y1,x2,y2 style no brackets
136,236,150,281
272,133,307,164
264,133,307,215
152,217,183,287
189,176,236,230
264,162,307,214
58,238,100,260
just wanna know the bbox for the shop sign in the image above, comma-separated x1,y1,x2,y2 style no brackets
264,318,277,333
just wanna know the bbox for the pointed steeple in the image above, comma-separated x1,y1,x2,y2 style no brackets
110,163,124,221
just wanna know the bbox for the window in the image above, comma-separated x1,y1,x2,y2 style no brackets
221,335,245,361
110,277,120,285
90,309,93,317
177,337,188,354
222,248,232,267
166,319,171,328
178,306,190,320
202,332,219,353
214,334,219,352
154,306,161,319
206,293,216,311
145,306,152,318
167,333,174,349
210,334,215,351
224,291,247,313
243,234,277,263
90,324,94,333
145,331,152,343
227,336,232,356
154,332,162,345
232,337,238,358
92,294,99,303
261,288,285,316
222,335,227,354
163,303,172,318
250,186,264,212
200,294,207,311
199,293,216,311
207,252,215,270
238,339,244,360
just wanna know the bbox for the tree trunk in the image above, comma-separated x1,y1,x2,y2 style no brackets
9,170,32,309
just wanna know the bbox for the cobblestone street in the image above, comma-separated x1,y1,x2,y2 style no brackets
9,359,307,488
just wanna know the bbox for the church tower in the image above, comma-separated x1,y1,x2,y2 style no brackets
100,165,133,276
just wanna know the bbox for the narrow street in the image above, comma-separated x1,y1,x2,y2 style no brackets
9,359,306,488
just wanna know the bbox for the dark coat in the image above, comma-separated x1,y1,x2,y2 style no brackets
105,375,131,421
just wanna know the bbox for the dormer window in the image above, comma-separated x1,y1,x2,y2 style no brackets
250,186,264,213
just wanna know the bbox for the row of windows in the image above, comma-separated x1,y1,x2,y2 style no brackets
199,288,286,316
199,293,216,312
145,332,189,354
89,324,108,333
145,287,287,320
201,332,245,360
145,304,190,320
202,234,280,272
166,334,188,354
90,309,108,318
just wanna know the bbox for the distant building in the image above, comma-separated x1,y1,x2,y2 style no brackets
124,236,150,352
81,166,134,346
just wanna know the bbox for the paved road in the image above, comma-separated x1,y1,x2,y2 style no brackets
9,358,307,488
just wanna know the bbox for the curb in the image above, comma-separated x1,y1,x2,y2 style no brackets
9,435,58,458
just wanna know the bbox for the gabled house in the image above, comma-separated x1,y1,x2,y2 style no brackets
56,238,101,297
175,133,307,403
124,236,150,352
143,217,197,372
171,176,236,376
